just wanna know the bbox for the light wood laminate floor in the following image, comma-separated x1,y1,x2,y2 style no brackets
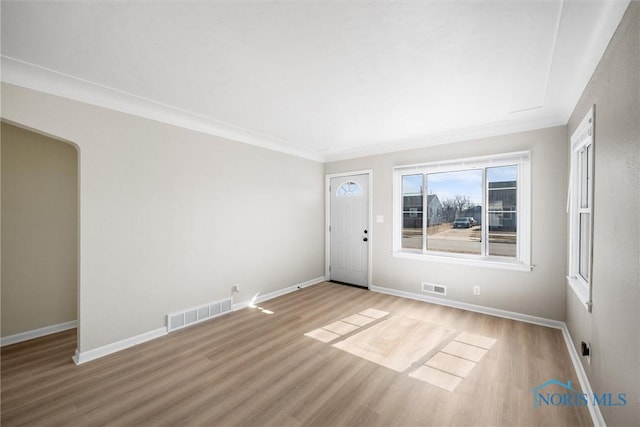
1,282,591,426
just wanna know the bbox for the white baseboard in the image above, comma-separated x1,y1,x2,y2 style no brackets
232,276,325,311
370,284,602,426
73,327,167,365
370,285,564,329
1,320,77,347
44,279,602,427
73,276,325,365
561,325,606,426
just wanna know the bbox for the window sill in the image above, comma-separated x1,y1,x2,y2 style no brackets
392,251,533,272
566,276,591,312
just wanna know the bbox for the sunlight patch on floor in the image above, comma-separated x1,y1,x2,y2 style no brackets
341,314,376,327
410,332,497,391
304,328,340,343
253,306,274,315
357,308,389,319
323,320,359,335
455,331,497,349
304,309,496,392
332,316,454,372
410,365,463,392
425,352,476,378
440,340,487,362
304,309,387,343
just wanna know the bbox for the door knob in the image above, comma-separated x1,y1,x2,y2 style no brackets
364,229,368,234
363,237,368,242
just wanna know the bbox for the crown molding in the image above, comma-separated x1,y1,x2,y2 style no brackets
1,56,324,162
0,56,562,165
322,116,565,163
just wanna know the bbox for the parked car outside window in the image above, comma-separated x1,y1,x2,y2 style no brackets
453,218,471,228
466,217,477,226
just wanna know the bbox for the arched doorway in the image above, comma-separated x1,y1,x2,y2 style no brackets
1,121,79,352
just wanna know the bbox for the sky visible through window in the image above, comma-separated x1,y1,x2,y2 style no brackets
403,167,517,203
487,166,517,183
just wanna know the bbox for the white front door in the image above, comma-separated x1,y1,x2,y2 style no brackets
329,174,369,287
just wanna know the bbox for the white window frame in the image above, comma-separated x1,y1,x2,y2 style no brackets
567,107,594,312
393,151,532,272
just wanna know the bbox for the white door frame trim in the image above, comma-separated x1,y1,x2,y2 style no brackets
325,170,373,288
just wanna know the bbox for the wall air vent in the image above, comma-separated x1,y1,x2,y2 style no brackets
167,297,233,332
422,282,447,296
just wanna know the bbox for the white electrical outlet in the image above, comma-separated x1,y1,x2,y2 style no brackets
473,286,480,295
232,284,240,293
587,342,591,365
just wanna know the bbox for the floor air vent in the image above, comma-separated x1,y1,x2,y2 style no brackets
167,297,233,332
422,282,447,296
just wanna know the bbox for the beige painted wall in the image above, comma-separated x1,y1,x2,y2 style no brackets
1,122,78,337
565,3,639,425
326,125,568,320
1,84,325,352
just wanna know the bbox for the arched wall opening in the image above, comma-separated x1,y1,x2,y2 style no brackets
1,120,80,353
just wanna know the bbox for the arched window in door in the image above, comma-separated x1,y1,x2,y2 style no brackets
336,181,363,197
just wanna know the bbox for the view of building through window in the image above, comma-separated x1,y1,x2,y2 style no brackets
401,166,517,258
401,174,424,250
487,166,517,257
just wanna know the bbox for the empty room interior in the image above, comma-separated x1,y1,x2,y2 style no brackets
1,1,639,426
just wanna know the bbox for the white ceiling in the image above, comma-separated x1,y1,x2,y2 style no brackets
0,1,630,162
